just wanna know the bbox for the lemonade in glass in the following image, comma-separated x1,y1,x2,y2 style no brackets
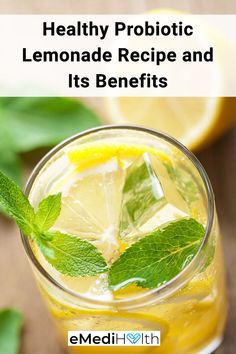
22,126,227,354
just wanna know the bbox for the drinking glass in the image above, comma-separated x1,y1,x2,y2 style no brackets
21,126,227,354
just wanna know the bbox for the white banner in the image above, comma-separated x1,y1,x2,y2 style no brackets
0,15,235,96
68,331,161,346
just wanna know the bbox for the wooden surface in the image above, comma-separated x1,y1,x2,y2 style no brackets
0,1,236,354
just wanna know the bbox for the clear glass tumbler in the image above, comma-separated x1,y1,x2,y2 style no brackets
21,126,227,354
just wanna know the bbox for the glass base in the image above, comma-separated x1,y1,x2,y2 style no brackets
198,336,223,354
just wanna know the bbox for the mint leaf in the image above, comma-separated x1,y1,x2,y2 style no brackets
0,97,101,191
37,231,108,277
0,170,35,235
0,309,23,354
109,219,205,290
35,193,61,231
1,98,101,152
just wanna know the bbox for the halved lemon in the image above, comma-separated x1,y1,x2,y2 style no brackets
105,8,236,151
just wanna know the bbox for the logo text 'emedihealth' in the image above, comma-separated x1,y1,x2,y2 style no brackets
68,331,160,346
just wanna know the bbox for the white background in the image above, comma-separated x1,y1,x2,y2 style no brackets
0,15,235,96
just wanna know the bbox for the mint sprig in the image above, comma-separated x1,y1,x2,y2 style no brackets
0,170,107,277
0,169,205,286
109,218,205,290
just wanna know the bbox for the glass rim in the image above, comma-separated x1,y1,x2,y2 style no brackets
21,125,215,309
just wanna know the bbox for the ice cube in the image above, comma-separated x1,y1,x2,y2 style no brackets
119,153,190,242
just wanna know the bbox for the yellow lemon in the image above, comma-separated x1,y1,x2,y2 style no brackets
105,9,236,151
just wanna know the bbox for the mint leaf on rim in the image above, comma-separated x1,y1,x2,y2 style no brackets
0,170,108,278
0,309,23,354
0,171,35,235
109,218,205,291
35,193,62,231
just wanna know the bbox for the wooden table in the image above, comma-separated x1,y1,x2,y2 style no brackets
0,1,236,353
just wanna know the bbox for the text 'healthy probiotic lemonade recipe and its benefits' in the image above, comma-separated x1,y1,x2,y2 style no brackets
4,126,224,354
